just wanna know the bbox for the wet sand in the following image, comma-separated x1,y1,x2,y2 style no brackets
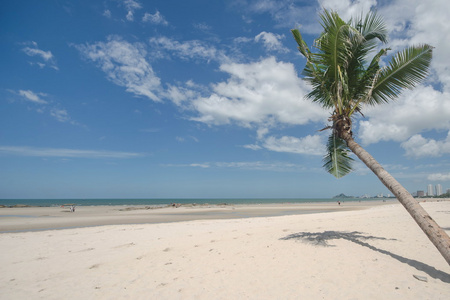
0,200,395,232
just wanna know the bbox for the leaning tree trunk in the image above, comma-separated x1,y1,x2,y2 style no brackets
344,135,450,265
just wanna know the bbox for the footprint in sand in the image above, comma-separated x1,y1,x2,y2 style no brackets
89,264,101,269
77,247,95,252
114,242,135,249
36,257,48,261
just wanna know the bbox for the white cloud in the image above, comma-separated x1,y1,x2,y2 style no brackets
163,83,200,106
18,90,48,104
126,11,134,21
190,163,210,168
122,0,142,21
193,22,212,32
262,135,325,155
401,132,450,158
76,36,162,102
243,144,262,150
427,173,450,181
358,86,450,145
255,31,289,53
22,47,52,61
166,160,310,172
176,136,199,143
149,37,229,63
142,10,168,25
12,90,79,124
0,146,143,159
103,9,111,18
21,42,58,70
50,108,70,123
191,57,327,127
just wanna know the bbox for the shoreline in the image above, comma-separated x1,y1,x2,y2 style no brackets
0,199,404,233
0,197,405,208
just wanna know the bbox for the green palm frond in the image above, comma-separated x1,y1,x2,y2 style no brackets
350,47,389,115
356,11,388,44
291,29,311,59
291,29,334,108
369,44,433,105
323,134,354,178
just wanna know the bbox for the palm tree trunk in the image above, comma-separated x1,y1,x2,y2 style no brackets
345,136,450,265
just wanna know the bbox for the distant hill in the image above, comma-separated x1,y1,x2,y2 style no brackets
333,193,355,199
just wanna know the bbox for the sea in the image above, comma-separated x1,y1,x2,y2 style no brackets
0,198,382,207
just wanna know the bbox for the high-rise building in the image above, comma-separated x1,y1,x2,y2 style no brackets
417,190,425,197
427,184,434,196
436,184,443,196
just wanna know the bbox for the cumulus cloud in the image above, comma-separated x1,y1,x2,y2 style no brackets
358,86,450,145
76,36,162,101
21,41,58,70
255,31,289,53
401,132,450,158
191,57,326,127
142,10,168,25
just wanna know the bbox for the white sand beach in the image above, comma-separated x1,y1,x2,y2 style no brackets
1,200,449,299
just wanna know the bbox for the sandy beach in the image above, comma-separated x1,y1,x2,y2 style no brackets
1,199,449,299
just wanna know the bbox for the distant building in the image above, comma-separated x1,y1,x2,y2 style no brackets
436,184,443,196
427,184,434,196
417,190,425,197
447,189,450,194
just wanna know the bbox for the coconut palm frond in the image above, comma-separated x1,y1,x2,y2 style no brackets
350,47,389,114
357,10,388,44
316,10,357,78
370,44,433,105
291,29,311,59
323,134,354,178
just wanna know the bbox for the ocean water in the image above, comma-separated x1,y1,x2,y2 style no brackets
0,198,381,207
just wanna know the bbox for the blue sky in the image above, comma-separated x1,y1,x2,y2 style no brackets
1,0,449,199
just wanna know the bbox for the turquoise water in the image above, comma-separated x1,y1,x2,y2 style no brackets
0,198,381,207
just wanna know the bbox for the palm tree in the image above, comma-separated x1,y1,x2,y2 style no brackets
292,9,450,265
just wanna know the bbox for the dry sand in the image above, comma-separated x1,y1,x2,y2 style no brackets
1,200,449,299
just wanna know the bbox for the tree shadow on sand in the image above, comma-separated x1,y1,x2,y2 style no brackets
280,231,450,283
